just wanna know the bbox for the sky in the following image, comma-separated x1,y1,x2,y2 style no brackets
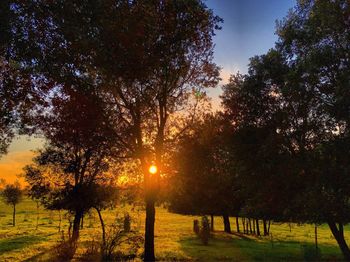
0,0,296,184
206,0,296,100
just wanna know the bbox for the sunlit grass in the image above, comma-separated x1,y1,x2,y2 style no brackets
0,198,348,261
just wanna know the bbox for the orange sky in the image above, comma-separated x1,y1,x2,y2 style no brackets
0,136,43,184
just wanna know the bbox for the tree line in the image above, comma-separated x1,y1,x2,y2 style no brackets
168,0,350,260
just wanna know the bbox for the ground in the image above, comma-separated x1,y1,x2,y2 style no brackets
0,198,348,261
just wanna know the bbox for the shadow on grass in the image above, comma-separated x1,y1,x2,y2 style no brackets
0,235,47,255
179,232,344,261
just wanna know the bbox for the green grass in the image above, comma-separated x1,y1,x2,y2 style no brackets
0,198,348,261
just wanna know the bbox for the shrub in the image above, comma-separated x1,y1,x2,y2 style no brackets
193,219,200,235
101,224,143,261
199,216,210,245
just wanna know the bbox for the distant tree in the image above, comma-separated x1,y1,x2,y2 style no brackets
26,183,50,230
2,183,22,226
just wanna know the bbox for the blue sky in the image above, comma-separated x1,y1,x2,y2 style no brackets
206,0,296,86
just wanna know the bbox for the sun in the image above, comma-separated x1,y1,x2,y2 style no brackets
149,165,158,175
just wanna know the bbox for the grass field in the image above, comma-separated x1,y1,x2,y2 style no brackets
0,198,348,261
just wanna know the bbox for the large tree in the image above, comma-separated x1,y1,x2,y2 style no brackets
222,0,350,259
24,88,121,246
10,1,221,260
221,52,300,225
276,0,350,259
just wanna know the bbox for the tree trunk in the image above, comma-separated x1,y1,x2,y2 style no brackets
71,210,83,243
223,215,231,233
256,219,260,236
144,199,155,262
36,202,39,230
252,219,256,234
13,204,16,226
58,210,61,232
210,214,214,232
267,220,271,234
96,208,106,247
328,221,350,261
263,219,268,236
242,218,246,234
315,224,318,251
236,217,240,233
248,218,252,234
80,214,84,229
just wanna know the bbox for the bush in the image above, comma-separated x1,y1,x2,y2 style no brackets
193,219,200,235
199,216,210,245
101,224,143,261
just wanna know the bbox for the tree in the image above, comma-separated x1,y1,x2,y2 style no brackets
169,114,240,233
10,1,221,260
24,88,121,245
221,0,350,258
221,51,300,230
2,183,22,226
275,0,350,259
0,1,40,157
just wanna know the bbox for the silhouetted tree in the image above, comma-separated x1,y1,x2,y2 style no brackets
11,1,221,260
275,0,350,259
221,0,350,258
24,89,121,245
